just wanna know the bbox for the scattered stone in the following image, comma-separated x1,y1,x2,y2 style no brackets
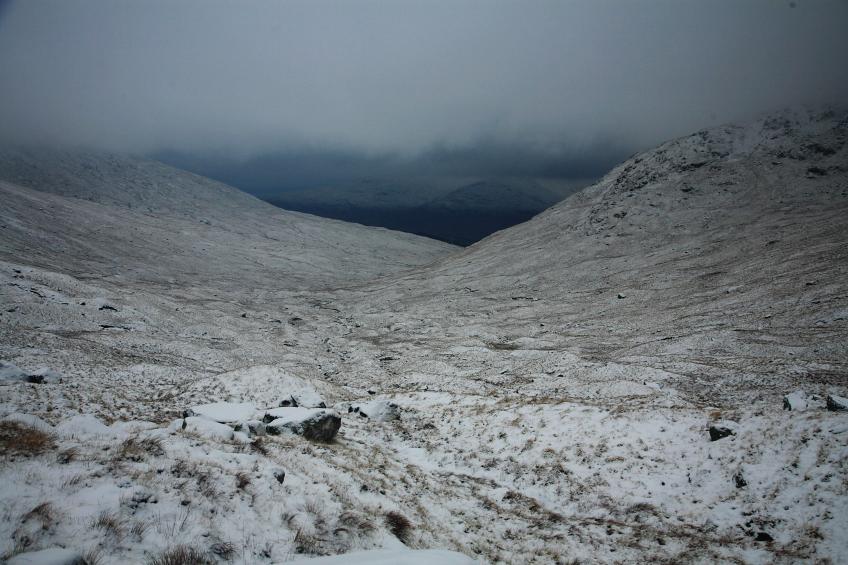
98,304,117,311
233,420,266,436
617,293,626,299
754,531,773,542
272,469,286,484
278,390,325,409
264,408,341,441
826,394,848,412
278,396,298,408
733,472,747,488
353,400,400,422
708,424,735,441
127,489,158,509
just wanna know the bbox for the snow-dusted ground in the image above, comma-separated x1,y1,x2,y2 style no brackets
1,109,847,563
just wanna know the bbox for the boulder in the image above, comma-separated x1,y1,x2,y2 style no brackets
264,408,341,441
181,417,235,441
826,394,848,411
184,402,256,423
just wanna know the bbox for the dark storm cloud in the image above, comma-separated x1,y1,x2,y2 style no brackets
155,137,626,196
1,0,847,176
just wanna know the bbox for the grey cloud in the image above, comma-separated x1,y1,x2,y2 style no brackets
1,0,846,169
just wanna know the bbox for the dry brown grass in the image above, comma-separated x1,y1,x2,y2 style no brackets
384,510,413,544
22,501,55,528
0,421,55,457
115,436,165,462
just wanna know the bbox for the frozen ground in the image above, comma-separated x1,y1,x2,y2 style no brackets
1,109,847,564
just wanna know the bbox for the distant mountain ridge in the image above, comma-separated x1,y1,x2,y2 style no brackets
270,177,587,245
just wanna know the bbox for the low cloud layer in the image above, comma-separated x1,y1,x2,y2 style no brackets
1,0,846,183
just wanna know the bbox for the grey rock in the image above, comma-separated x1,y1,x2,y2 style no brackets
826,394,848,411
266,410,341,442
708,425,735,441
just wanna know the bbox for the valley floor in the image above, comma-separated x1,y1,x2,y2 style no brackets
1,259,846,564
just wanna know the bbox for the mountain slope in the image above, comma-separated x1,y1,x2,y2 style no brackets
347,107,848,401
0,150,457,289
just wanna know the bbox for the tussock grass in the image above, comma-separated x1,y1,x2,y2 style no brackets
91,509,125,539
293,529,326,556
384,511,413,544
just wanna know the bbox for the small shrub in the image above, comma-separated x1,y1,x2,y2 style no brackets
384,511,413,544
0,421,54,457
147,545,210,565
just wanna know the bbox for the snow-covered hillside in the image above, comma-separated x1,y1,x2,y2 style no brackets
1,110,846,564
0,150,456,290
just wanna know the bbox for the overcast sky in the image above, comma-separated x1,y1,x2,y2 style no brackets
1,0,846,189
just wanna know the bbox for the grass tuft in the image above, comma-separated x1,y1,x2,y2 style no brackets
384,510,413,544
91,510,124,539
147,545,210,565
0,421,55,457
115,436,165,462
